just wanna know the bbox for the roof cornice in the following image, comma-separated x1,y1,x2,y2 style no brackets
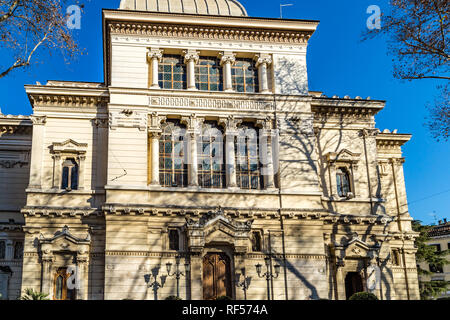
376,133,412,147
311,97,385,118
103,9,320,31
103,10,318,45
24,84,109,109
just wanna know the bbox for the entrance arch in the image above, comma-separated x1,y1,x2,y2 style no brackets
203,253,232,300
345,272,364,299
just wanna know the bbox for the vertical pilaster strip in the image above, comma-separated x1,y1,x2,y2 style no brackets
52,155,61,189
189,132,199,187
29,116,46,189
149,132,161,186
41,257,53,298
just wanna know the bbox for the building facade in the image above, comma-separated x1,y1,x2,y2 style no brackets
418,219,450,299
0,0,420,300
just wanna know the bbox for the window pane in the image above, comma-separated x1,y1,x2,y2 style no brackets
61,167,69,189
0,241,5,259
71,166,78,190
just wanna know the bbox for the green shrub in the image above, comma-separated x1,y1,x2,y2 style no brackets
348,292,378,300
20,288,49,300
165,296,182,300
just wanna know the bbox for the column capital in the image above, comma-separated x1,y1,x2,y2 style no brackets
147,48,164,62
183,49,200,64
254,54,272,67
219,115,242,132
359,128,380,138
30,115,47,126
149,112,166,131
219,52,236,66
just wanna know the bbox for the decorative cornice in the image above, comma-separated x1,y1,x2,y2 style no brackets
376,133,412,148
108,21,314,44
323,214,394,225
21,207,102,218
28,94,109,108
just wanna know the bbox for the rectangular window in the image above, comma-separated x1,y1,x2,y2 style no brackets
231,58,259,93
0,241,5,260
251,231,263,252
168,229,180,251
391,249,400,266
235,124,263,190
14,241,23,260
158,55,186,90
195,57,223,91
198,122,226,188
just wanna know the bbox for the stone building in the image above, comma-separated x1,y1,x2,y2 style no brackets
0,0,420,300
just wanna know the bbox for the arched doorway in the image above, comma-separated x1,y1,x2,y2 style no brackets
203,253,232,300
345,272,364,299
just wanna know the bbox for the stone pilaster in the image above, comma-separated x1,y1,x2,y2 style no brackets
147,48,164,89
29,116,46,189
254,54,272,93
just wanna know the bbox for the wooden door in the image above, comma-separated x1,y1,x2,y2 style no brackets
203,253,232,300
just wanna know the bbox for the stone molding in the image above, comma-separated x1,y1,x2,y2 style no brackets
28,94,109,108
108,22,314,44
149,95,275,111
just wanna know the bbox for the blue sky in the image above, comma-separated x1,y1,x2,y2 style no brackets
1,0,448,224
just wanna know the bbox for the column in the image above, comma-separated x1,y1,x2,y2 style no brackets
189,132,199,187
29,116,46,189
183,50,200,90
147,48,163,89
225,131,237,188
149,132,161,186
261,131,275,189
219,52,236,92
254,54,272,93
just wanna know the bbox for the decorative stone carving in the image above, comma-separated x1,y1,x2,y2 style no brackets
185,207,253,253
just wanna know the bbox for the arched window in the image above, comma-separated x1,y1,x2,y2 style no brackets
159,120,188,187
168,229,180,251
61,158,79,190
13,241,23,260
158,55,187,90
336,167,351,197
195,57,223,91
235,123,263,190
0,241,5,260
231,58,259,93
53,268,76,300
198,122,225,188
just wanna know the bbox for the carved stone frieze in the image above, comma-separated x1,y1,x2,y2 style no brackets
108,22,314,44
149,95,275,111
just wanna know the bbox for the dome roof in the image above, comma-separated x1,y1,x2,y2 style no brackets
119,0,248,16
